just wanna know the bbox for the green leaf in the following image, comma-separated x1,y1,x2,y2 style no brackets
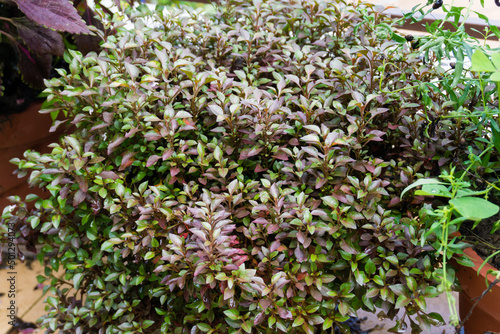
406,276,417,292
241,320,252,333
144,251,155,260
450,197,499,220
105,272,120,281
30,216,40,229
98,187,107,199
292,317,304,327
73,273,84,290
490,72,500,82
414,184,451,198
321,196,339,208
470,49,496,72
491,52,500,69
65,136,81,155
451,50,464,87
323,317,333,330
401,178,443,198
391,32,407,44
427,312,445,326
142,320,155,329
223,309,240,320
395,294,411,308
47,296,58,308
365,259,376,276
101,240,114,252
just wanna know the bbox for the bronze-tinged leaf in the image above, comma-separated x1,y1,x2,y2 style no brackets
14,0,91,34
107,136,125,155
13,18,64,56
146,155,161,168
254,311,266,325
17,45,51,88
73,189,87,206
340,240,357,255
99,171,119,180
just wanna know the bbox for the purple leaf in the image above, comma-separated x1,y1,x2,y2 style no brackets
144,131,162,141
99,171,119,180
163,148,174,160
119,152,136,171
310,287,323,302
254,311,266,325
14,0,91,34
13,18,64,56
253,217,268,224
73,189,86,206
194,264,207,277
239,146,263,160
277,307,292,319
107,136,125,155
294,246,305,263
340,240,357,254
17,45,51,88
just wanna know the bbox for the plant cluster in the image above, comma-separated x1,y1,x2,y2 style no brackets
1,0,500,333
404,0,500,313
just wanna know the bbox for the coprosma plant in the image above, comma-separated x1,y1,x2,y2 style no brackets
1,0,493,333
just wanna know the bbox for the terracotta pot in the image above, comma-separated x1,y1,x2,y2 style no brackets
0,101,64,210
454,244,500,334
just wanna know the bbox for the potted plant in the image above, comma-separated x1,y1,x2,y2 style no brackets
1,0,499,333
455,47,500,332
402,170,500,333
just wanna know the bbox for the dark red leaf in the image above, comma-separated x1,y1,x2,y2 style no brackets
73,189,86,206
17,45,51,88
14,0,91,34
13,18,64,56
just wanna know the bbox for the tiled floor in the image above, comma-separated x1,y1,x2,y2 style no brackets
0,259,48,334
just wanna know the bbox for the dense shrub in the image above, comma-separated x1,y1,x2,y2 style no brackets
2,0,496,333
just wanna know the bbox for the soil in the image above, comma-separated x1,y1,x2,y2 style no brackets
459,218,500,270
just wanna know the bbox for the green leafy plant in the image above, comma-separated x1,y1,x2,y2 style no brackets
398,1,500,323
471,49,500,82
402,167,500,324
2,0,500,333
